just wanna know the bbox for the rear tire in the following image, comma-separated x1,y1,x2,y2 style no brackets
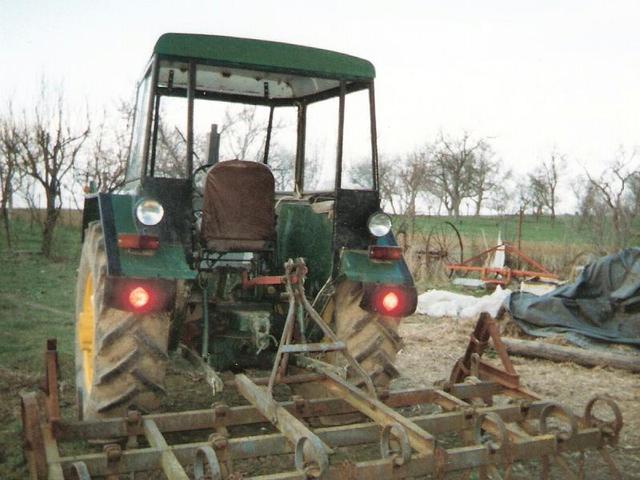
332,280,403,388
75,222,170,420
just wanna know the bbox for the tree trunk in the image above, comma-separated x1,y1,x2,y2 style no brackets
41,191,59,258
1,205,10,249
501,337,640,373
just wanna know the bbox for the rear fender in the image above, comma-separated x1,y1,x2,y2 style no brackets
337,231,417,317
86,192,196,281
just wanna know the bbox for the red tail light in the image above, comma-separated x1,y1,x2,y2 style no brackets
361,285,418,317
381,291,400,311
118,234,160,250
106,278,175,313
128,287,150,309
369,246,403,261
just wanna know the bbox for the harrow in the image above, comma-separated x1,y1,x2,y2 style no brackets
21,271,623,479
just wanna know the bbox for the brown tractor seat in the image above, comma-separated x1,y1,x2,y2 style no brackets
200,160,276,252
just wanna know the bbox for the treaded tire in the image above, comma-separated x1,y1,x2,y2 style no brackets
292,280,403,419
75,222,170,420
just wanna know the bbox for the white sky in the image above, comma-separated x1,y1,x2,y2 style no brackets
2,0,639,212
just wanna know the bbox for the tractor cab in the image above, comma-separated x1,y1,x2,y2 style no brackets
118,34,389,288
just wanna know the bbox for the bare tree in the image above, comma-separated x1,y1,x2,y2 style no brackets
75,101,133,194
430,132,490,218
469,150,506,215
0,108,22,249
527,152,565,221
581,148,640,248
16,87,90,257
221,105,271,161
397,151,434,218
526,174,546,220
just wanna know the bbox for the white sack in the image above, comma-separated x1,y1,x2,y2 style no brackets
417,286,511,319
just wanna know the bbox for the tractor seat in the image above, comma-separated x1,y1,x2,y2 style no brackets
200,160,276,252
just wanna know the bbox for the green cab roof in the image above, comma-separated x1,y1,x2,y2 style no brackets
154,33,375,81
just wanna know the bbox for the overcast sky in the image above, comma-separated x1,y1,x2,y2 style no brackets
2,0,639,211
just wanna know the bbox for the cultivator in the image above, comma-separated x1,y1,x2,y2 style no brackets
22,266,623,479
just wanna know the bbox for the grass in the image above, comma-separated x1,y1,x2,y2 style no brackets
0,219,80,478
395,213,587,246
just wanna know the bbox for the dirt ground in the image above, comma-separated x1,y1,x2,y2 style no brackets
393,314,640,479
3,313,639,479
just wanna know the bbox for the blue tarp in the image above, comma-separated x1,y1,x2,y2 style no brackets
509,248,640,346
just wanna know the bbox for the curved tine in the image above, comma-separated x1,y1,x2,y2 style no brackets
295,436,329,478
193,445,222,480
474,412,509,452
70,462,91,480
584,395,623,441
380,422,412,466
539,402,578,442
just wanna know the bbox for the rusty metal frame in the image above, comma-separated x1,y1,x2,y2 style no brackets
23,330,623,480
22,274,622,479
447,242,560,285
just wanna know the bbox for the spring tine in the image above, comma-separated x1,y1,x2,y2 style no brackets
553,454,580,480
599,447,623,480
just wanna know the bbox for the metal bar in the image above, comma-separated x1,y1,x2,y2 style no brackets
201,281,209,359
236,374,333,454
281,341,345,353
263,105,274,164
44,338,60,422
56,419,607,477
321,371,434,455
149,94,161,175
143,418,189,480
294,278,376,396
141,57,158,176
186,61,196,178
335,80,346,189
55,384,510,440
369,81,379,191
267,280,297,393
504,244,556,276
486,318,517,375
154,78,368,107
294,103,306,193
447,264,559,280
41,424,65,480
476,359,521,389
57,428,606,477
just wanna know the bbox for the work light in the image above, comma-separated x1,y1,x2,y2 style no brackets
367,212,392,237
136,199,164,226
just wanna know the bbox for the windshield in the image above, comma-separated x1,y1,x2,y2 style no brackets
135,59,377,194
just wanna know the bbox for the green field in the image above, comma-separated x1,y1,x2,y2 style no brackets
0,221,79,477
396,213,586,245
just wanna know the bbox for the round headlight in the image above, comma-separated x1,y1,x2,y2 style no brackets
136,199,164,226
367,212,392,237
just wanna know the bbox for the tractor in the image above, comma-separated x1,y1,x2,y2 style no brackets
20,34,624,480
75,33,417,420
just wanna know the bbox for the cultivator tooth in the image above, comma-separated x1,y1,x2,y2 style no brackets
22,276,623,479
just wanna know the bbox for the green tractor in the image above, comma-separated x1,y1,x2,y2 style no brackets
75,33,417,420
